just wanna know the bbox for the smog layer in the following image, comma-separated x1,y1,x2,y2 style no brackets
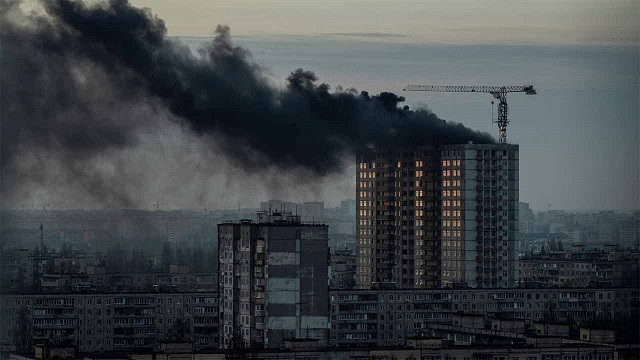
0,0,493,208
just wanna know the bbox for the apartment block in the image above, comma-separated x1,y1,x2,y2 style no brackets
218,211,329,349
330,250,356,289
329,287,639,347
519,253,640,288
356,145,441,289
356,143,519,290
0,292,218,353
440,143,519,288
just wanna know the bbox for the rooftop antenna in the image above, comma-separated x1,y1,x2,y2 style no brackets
153,200,166,210
39,224,44,253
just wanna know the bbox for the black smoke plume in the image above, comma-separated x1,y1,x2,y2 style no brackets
0,0,493,207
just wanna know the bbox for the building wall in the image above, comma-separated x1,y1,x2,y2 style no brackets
329,287,639,347
330,250,356,289
0,292,218,353
218,215,329,349
519,257,639,288
356,146,441,289
356,144,520,290
441,144,519,288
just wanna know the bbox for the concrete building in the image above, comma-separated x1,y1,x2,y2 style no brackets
618,212,640,250
519,251,639,288
519,202,534,235
439,143,519,288
355,143,519,289
356,145,442,289
329,287,639,347
0,292,219,354
218,211,329,349
329,250,356,289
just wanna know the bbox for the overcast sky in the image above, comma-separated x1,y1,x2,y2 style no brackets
127,0,638,45
11,0,638,211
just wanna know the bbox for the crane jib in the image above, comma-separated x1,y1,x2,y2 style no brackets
402,84,537,144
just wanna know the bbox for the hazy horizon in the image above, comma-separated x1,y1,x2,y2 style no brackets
3,1,638,212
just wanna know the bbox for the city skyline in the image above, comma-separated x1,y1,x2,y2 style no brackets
3,1,638,212
2,0,639,357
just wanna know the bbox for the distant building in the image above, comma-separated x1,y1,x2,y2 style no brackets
329,287,639,348
329,250,356,289
259,200,325,223
218,211,329,349
519,202,534,234
519,249,639,288
618,212,640,250
340,199,357,215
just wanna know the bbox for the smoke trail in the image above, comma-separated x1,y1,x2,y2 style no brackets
0,0,493,207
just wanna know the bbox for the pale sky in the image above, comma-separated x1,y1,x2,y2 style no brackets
12,0,638,210
128,0,639,45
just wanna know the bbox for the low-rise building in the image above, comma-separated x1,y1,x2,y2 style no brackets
0,291,219,354
519,251,639,288
329,287,640,347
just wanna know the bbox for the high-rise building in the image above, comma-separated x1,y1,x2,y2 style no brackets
218,211,329,349
356,143,519,289
356,145,441,289
440,143,519,288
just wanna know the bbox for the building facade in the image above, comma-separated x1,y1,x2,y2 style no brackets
218,211,329,349
356,145,441,289
329,250,356,289
356,143,519,290
329,287,639,348
440,143,519,288
0,292,218,353
519,252,640,288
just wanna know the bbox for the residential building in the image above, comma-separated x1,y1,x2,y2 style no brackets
519,251,639,288
329,250,356,289
218,211,329,349
329,287,639,347
0,292,218,353
355,143,519,289
356,145,441,289
439,143,519,288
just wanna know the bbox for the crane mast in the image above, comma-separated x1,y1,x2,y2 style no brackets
403,84,536,143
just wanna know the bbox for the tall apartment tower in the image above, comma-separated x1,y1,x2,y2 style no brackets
356,145,441,289
356,143,519,289
440,143,519,288
218,211,329,349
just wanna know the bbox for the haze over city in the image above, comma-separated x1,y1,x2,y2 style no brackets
3,0,638,212
1,0,639,358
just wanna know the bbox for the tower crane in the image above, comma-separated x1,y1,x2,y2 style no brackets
403,84,537,143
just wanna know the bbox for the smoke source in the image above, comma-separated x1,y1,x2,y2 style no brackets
0,0,493,208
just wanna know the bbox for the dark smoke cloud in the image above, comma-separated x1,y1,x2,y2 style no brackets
0,0,493,207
